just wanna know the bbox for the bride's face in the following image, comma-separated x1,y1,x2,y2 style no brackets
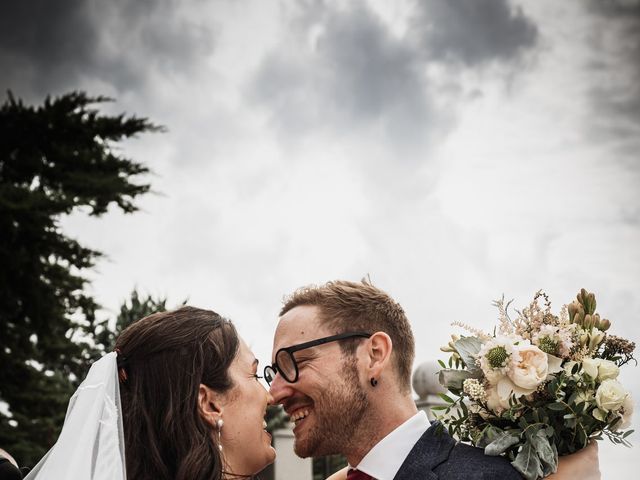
220,338,276,476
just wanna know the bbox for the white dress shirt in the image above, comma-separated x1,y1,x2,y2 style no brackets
349,410,430,480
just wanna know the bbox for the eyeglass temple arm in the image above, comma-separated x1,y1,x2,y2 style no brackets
286,332,372,353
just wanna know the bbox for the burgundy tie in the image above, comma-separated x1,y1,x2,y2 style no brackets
346,469,374,480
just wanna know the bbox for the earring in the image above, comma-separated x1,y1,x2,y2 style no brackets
216,418,224,451
370,377,378,387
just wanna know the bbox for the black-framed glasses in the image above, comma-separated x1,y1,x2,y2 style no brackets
263,332,371,386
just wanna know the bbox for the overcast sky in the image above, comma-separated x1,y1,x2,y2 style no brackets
2,0,639,474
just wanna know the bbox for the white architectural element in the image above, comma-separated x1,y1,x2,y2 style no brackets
412,360,448,420
273,427,312,480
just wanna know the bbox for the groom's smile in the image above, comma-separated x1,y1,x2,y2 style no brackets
289,407,310,424
285,399,314,434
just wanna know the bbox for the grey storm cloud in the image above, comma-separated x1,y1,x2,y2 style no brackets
248,0,539,148
249,1,437,150
0,0,96,98
584,0,640,158
0,0,215,101
409,0,538,67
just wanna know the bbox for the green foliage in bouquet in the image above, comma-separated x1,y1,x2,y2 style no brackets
435,289,635,480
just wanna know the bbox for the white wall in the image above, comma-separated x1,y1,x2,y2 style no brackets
273,428,313,480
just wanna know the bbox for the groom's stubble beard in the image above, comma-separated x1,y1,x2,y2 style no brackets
293,355,369,458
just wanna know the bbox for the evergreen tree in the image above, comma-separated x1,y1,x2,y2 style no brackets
94,288,185,350
0,91,161,466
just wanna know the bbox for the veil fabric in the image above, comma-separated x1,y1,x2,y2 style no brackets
25,352,126,480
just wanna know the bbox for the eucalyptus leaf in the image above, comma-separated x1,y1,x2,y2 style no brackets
530,430,558,477
512,442,544,480
484,431,521,456
476,425,503,448
438,369,472,390
453,336,483,374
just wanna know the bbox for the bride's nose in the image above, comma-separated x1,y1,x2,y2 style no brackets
266,390,274,406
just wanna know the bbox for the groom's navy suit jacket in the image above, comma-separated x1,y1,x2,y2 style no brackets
394,423,521,480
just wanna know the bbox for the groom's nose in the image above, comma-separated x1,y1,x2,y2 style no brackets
268,370,293,405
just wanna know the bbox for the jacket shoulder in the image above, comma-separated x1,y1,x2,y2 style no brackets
434,442,521,480
393,423,522,480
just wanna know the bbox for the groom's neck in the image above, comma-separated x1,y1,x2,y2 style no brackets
344,392,418,466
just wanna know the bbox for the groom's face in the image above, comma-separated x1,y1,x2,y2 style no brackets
269,305,369,458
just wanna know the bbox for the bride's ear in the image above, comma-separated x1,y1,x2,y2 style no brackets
198,384,223,426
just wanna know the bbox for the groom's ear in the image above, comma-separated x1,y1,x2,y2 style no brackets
366,331,393,376
198,384,223,426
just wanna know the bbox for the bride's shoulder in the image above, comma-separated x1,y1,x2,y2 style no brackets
325,466,348,480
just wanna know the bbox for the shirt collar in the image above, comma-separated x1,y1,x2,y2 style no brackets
350,410,430,480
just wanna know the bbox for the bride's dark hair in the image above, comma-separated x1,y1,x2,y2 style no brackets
115,306,239,480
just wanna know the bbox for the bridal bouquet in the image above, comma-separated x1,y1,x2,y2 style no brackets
436,289,635,480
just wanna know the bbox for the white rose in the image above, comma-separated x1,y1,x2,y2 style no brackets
484,368,506,385
508,344,548,390
597,359,619,381
485,384,510,414
595,379,627,412
582,358,600,380
494,376,535,411
547,354,563,377
616,394,635,430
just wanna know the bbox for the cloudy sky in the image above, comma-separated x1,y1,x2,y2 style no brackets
2,0,639,474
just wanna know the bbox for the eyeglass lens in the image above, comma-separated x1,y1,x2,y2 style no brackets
264,366,275,384
276,349,296,382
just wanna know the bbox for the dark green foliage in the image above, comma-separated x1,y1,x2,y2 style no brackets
0,91,161,466
264,404,288,433
93,288,179,352
313,454,348,480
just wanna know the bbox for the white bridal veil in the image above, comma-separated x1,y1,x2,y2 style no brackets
25,352,126,480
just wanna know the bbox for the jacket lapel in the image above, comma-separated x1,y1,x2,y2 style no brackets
393,422,455,480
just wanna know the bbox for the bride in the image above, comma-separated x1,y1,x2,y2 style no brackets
25,306,275,480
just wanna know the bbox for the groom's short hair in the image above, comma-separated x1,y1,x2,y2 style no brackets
281,279,415,393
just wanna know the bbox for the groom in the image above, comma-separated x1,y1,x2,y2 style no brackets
266,280,600,480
